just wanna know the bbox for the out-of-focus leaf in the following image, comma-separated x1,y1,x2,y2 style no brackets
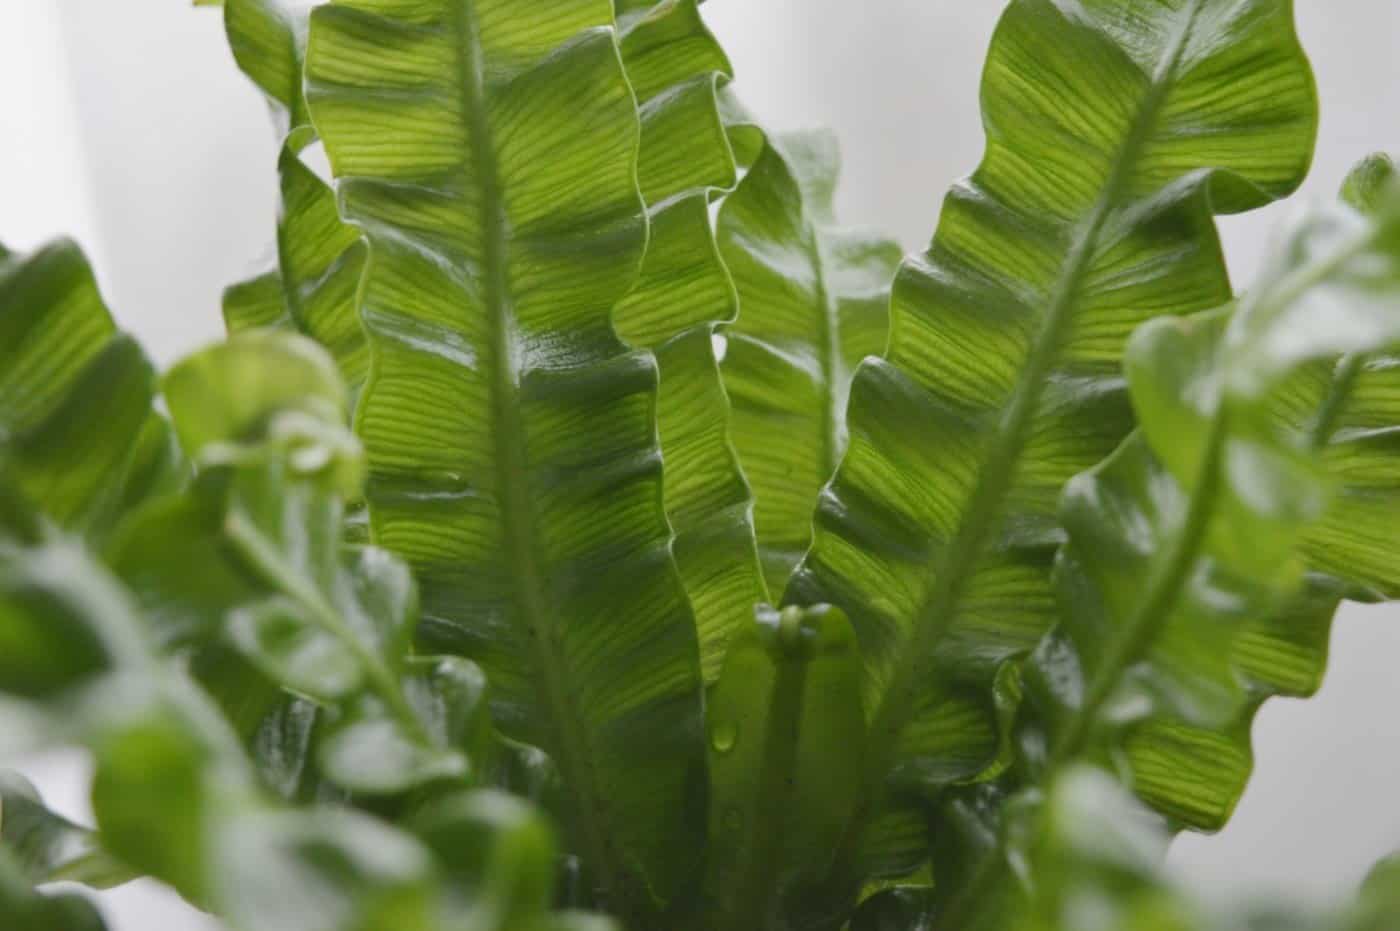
0,771,132,889
216,0,370,395
933,176,1400,931
305,3,708,917
611,0,769,683
0,848,109,931
849,887,937,931
1000,768,1198,931
124,334,480,801
162,329,353,486
700,605,864,930
0,240,182,537
777,0,1318,909
227,596,365,702
717,116,901,595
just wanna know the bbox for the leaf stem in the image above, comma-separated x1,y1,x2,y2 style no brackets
224,509,430,744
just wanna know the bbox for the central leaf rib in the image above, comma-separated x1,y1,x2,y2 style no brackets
861,0,1207,793
781,0,1318,902
446,0,621,907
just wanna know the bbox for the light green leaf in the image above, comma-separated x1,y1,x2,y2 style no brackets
611,0,769,683
781,0,1318,904
305,2,707,917
0,848,110,931
217,0,370,394
224,267,292,332
221,0,316,136
701,605,865,930
717,120,900,594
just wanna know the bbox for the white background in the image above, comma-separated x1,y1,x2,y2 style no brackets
3,1,1400,927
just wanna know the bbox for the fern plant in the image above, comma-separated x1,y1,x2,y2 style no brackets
4,1,1400,929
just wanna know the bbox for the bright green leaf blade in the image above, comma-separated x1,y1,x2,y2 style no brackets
275,145,370,390
218,0,370,394
305,3,707,915
701,604,865,930
0,239,116,434
781,0,1318,897
609,0,768,682
717,124,900,594
224,267,292,333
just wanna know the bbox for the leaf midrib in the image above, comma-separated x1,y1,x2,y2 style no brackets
833,0,1210,889
444,2,629,912
807,223,844,485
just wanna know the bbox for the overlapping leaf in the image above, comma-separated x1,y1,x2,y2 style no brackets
108,333,487,801
780,0,1318,902
0,847,108,931
932,172,1400,931
215,0,370,393
0,506,602,931
611,0,768,683
1030,177,1400,827
304,3,707,918
718,116,901,597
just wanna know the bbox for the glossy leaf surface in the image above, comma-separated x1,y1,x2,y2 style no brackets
718,122,900,596
782,0,1318,901
304,3,706,917
937,177,1400,931
217,0,370,393
0,771,132,889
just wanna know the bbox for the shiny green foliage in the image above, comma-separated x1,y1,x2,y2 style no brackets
718,113,902,597
781,0,1320,911
7,1,1400,930
611,0,767,684
217,0,370,394
302,1,707,920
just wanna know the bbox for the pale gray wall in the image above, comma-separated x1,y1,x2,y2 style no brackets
3,1,1400,926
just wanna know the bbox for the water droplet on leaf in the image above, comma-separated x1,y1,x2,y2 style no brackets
710,720,738,753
